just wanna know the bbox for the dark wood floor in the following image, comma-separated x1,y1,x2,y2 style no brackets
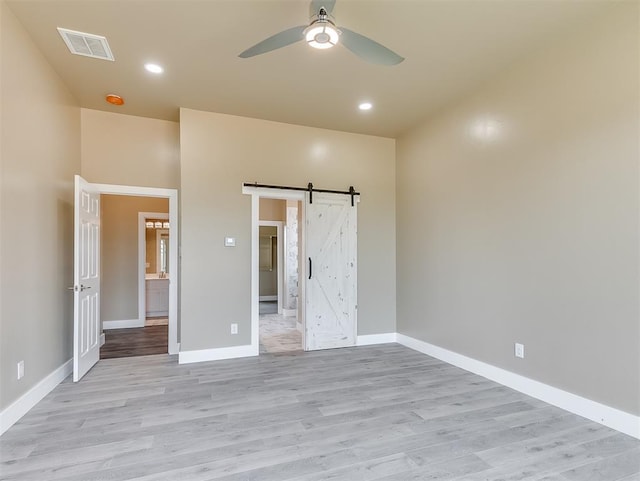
100,325,168,359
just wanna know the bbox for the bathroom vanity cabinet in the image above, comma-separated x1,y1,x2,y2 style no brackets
146,277,169,317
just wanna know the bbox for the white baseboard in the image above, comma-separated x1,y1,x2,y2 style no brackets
179,344,258,364
357,333,397,346
395,333,640,440
100,333,106,346
0,359,72,436
103,319,144,330
282,309,297,318
296,321,302,332
259,296,277,302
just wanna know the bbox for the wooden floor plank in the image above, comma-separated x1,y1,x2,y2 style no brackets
1,344,638,481
101,326,168,359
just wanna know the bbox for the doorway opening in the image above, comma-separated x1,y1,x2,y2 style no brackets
258,200,303,353
99,197,172,359
243,183,358,358
72,176,179,381
140,212,170,329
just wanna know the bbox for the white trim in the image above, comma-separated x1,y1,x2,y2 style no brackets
259,295,277,302
395,333,640,440
103,319,145,330
356,333,397,346
94,183,179,355
250,194,260,356
242,185,307,201
178,344,257,364
100,333,106,346
92,183,176,198
283,308,297,318
0,359,72,435
245,186,307,356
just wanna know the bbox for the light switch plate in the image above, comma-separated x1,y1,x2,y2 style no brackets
224,237,236,247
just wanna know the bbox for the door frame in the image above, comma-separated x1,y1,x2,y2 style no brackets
243,186,305,354
258,220,283,314
138,212,170,328
94,182,179,355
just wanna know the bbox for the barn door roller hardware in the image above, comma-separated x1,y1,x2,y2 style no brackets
243,182,360,205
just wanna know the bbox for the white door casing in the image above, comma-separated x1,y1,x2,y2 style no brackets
73,175,101,381
305,192,357,350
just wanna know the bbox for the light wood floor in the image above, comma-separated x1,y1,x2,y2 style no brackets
1,345,638,480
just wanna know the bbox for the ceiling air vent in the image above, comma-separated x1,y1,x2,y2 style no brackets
57,27,114,61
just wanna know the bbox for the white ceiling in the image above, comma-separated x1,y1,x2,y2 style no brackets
7,0,609,138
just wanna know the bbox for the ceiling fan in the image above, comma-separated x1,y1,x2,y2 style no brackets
238,0,404,66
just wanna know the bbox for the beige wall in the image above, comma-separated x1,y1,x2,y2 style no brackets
81,109,180,189
0,1,80,410
396,3,639,415
101,195,169,323
180,109,396,351
259,198,286,221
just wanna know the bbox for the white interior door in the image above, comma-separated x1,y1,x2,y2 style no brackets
73,175,101,381
305,192,357,350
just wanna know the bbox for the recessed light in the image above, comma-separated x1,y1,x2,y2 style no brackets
144,63,163,74
359,102,373,111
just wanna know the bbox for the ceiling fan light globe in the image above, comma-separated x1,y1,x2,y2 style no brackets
304,23,339,49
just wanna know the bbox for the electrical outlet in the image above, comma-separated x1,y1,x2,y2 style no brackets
231,323,238,335
17,360,24,380
515,343,525,359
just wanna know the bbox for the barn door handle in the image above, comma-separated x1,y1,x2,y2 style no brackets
308,258,312,279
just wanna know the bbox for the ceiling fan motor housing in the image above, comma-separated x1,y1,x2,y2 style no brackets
304,16,340,49
238,0,404,65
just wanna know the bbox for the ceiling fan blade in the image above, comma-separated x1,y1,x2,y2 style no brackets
309,0,336,17
340,27,404,66
239,26,306,58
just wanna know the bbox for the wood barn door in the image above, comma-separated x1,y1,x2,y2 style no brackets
304,192,357,350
